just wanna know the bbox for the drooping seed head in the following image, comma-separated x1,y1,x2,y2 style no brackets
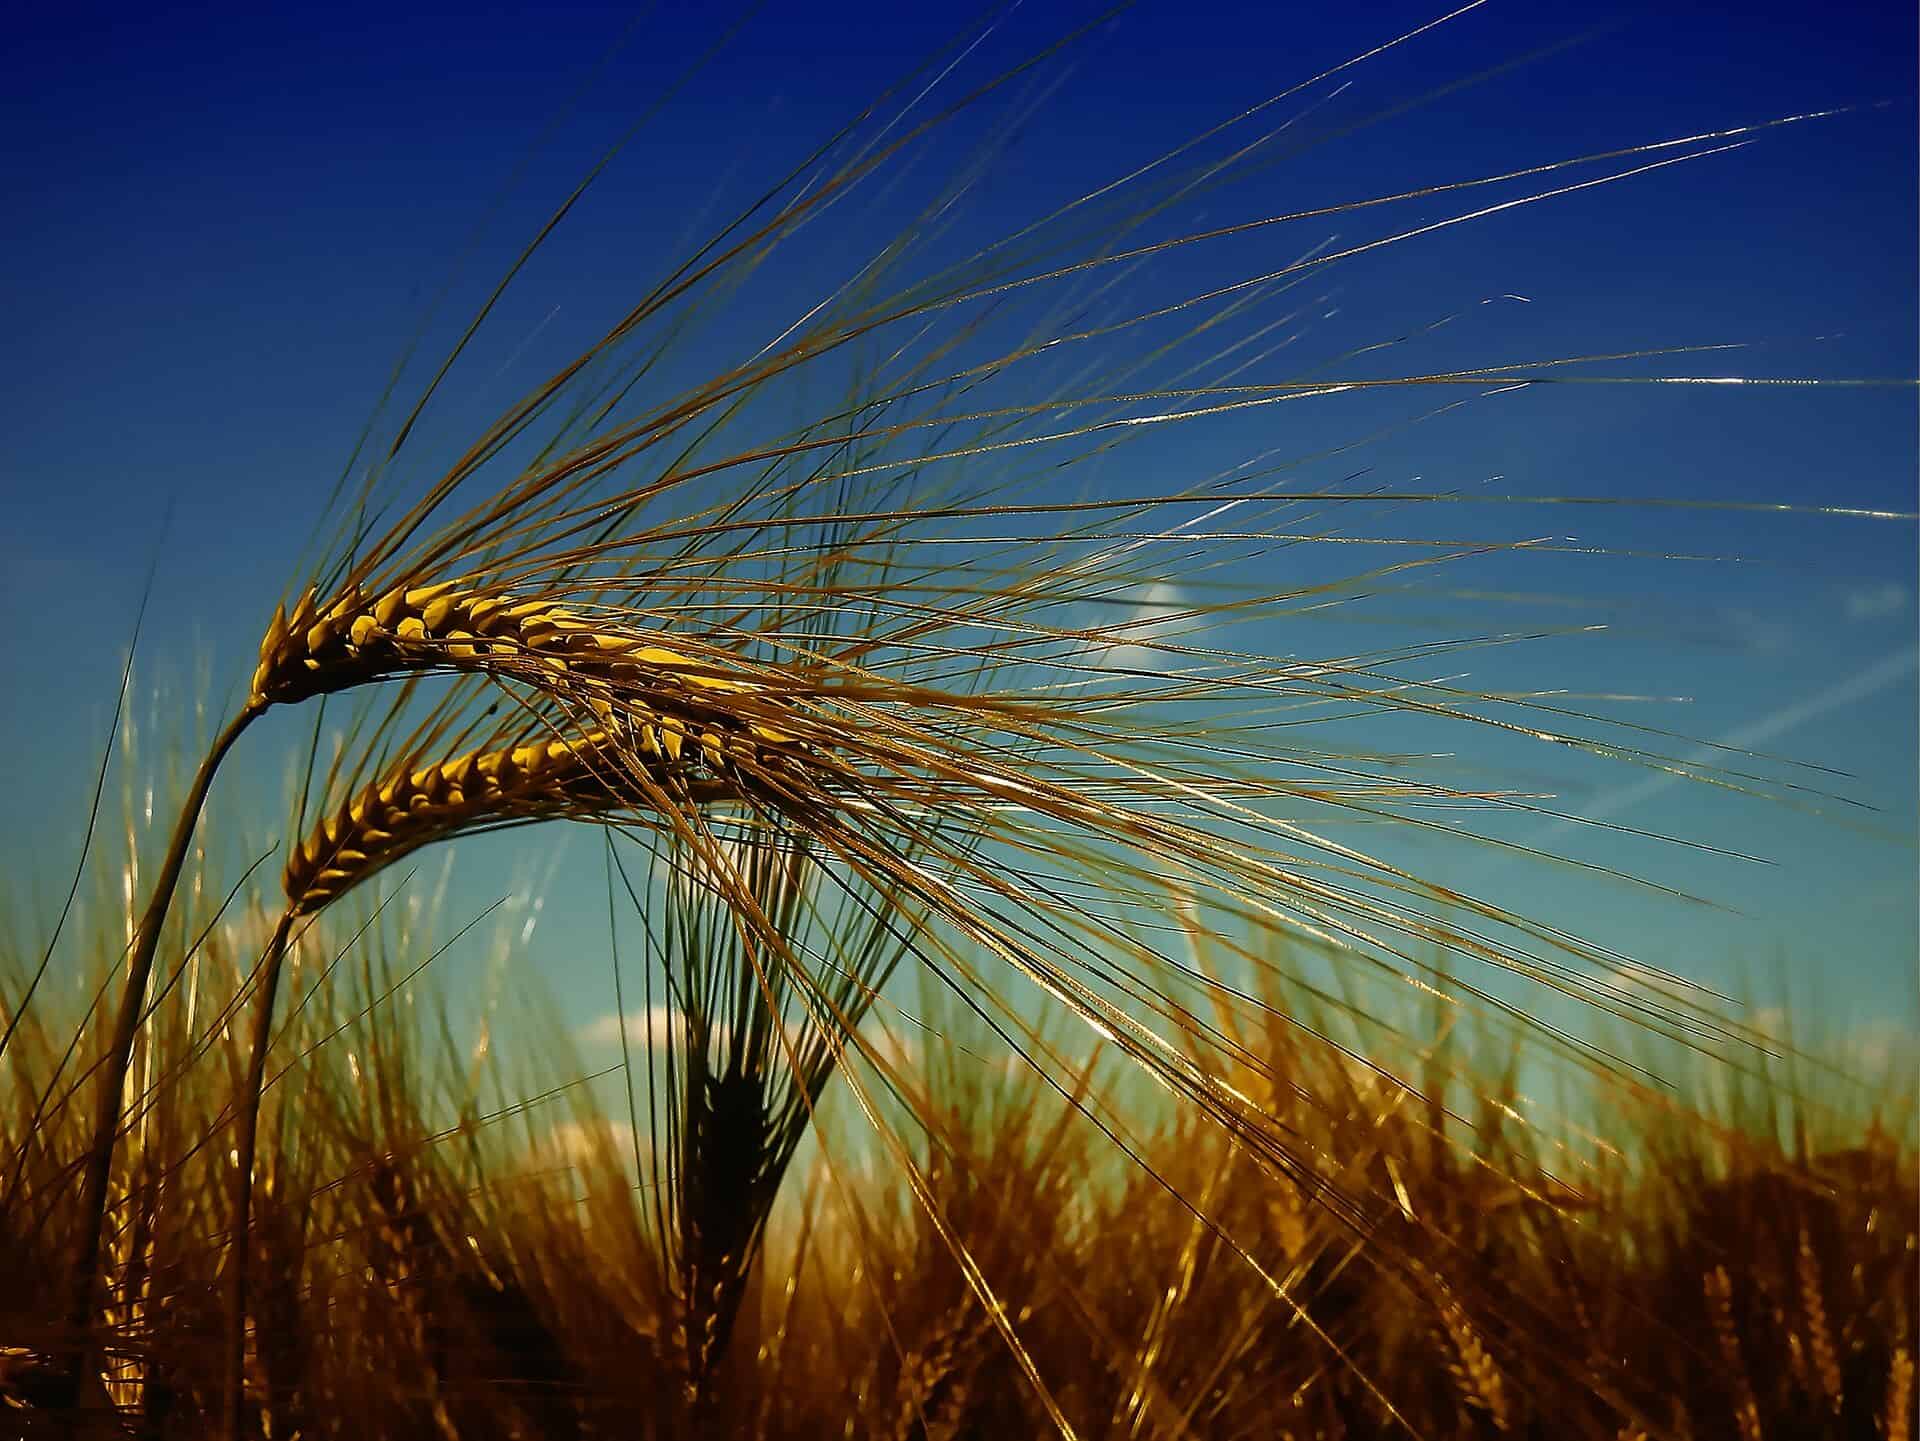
250,583,796,724
254,585,580,707
284,727,744,915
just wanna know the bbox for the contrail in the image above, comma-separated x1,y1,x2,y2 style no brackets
1529,643,1918,847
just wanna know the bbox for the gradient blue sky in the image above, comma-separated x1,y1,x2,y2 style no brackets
3,2,1913,1070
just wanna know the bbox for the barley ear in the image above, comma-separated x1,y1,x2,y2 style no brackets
249,582,787,717
281,727,712,915
1437,1295,1511,1432
1796,1227,1842,1412
1705,1265,1762,1441
1885,1347,1914,1441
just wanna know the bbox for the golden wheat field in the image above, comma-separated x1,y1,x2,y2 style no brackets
2,3,1915,1438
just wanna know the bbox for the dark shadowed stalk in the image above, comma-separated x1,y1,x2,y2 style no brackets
622,813,937,1405
67,706,258,1399
222,909,293,1441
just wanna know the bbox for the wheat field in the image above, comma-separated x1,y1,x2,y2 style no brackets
1,3,1914,1437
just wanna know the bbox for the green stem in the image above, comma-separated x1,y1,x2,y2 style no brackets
225,909,295,1441
66,706,257,1398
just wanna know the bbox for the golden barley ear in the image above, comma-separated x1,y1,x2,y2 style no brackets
251,583,567,706
1436,1293,1512,1432
250,581,794,716
1794,1226,1843,1414
1885,1346,1915,1441
281,727,735,915
1705,1265,1764,1441
359,1152,578,1439
889,1299,991,1441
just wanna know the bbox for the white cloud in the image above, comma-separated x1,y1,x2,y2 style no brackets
1748,1006,1789,1042
577,1004,684,1050
1720,606,1796,656
1843,581,1910,622
576,1004,827,1058
536,1118,642,1166
853,1021,919,1070
1738,1008,1911,1075
1844,1017,1913,1074
1089,581,1203,674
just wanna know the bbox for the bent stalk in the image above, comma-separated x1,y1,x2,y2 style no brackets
66,705,259,1398
225,909,297,1441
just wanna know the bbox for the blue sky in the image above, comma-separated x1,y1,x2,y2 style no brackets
2,1,1913,1083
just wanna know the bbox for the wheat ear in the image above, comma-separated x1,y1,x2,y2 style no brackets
1796,1227,1842,1412
282,727,739,915
1705,1265,1762,1441
1885,1346,1914,1441
250,583,783,712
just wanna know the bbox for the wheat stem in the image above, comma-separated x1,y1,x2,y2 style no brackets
224,909,296,1441
65,705,258,1403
